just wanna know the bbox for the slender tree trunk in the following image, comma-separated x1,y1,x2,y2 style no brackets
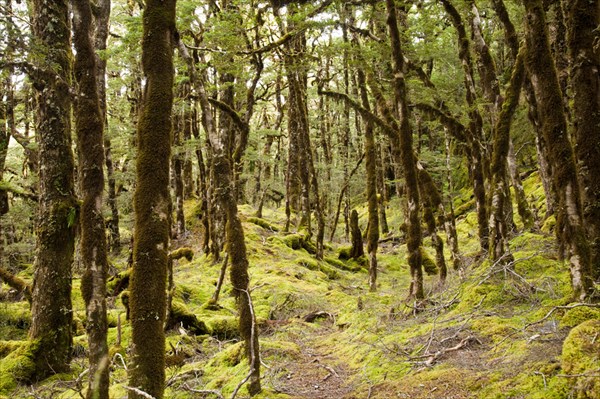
94,0,120,254
491,0,557,219
128,1,176,397
386,0,424,300
357,68,379,292
507,140,534,230
441,0,489,252
73,1,110,396
523,0,593,301
196,44,261,394
564,0,600,280
443,129,462,270
29,0,76,378
489,49,525,262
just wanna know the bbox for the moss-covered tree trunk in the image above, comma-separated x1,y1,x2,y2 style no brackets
128,0,176,397
564,0,600,280
72,0,110,397
386,0,424,300
443,129,463,270
198,42,261,396
94,0,120,254
441,0,489,252
523,0,593,301
491,0,556,221
29,0,77,378
357,68,379,292
489,50,525,262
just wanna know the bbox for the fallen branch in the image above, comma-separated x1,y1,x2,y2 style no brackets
410,335,481,367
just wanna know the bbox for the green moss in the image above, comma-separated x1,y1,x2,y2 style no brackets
205,315,239,339
0,340,24,358
421,247,438,275
337,246,352,260
207,341,244,368
560,306,600,328
324,256,362,272
0,340,40,394
295,256,339,279
541,215,556,234
247,217,280,232
561,319,600,399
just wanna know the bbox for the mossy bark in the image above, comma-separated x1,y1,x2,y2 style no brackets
489,49,525,262
386,0,424,300
349,210,365,260
29,0,76,379
492,0,557,220
214,154,261,395
73,0,110,397
357,68,379,292
523,0,593,301
564,0,600,280
441,0,489,252
128,1,176,397
93,0,120,254
443,129,463,270
418,163,448,283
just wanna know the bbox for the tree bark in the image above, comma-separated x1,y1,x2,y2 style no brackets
29,0,77,378
441,0,489,252
128,0,176,397
385,0,424,300
357,68,379,292
73,0,111,397
523,0,593,301
489,49,525,262
564,0,600,280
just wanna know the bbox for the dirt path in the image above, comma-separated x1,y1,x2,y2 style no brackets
268,324,357,399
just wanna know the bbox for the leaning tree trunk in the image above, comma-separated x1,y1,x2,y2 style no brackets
564,0,600,280
73,0,111,397
28,0,77,379
523,0,593,301
128,1,176,397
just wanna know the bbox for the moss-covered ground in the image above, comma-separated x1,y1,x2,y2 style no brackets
1,173,599,398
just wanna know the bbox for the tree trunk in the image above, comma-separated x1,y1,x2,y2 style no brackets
443,129,462,270
441,0,489,252
564,0,600,280
128,0,176,397
29,0,76,378
93,0,120,254
349,209,364,259
357,68,379,292
489,49,525,262
523,0,593,301
73,0,111,397
386,0,424,300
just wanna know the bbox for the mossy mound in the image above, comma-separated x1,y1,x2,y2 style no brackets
324,256,363,272
0,340,39,394
205,315,239,339
560,305,600,328
167,300,210,335
247,217,280,232
561,319,600,399
295,256,339,279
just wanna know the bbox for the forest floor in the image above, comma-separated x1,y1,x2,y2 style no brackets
1,173,600,398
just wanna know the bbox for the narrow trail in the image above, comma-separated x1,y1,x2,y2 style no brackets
267,323,358,399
